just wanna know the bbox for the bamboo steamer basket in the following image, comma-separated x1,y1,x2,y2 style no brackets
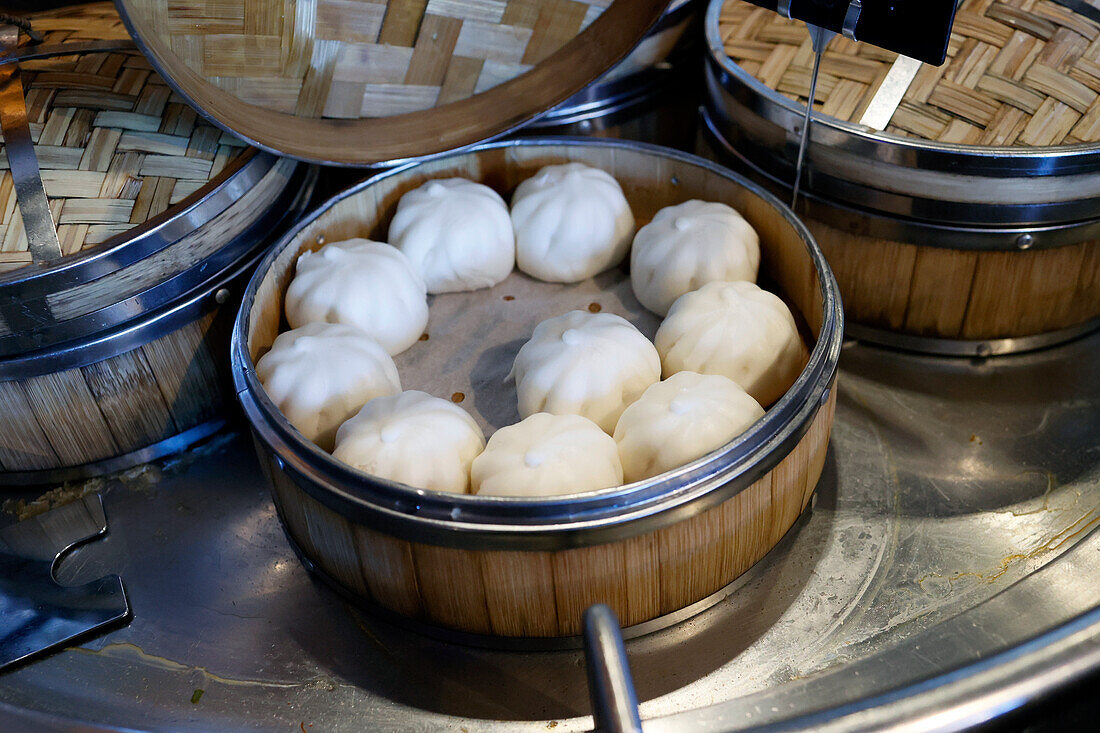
0,4,314,484
231,138,842,641
703,0,1100,355
113,0,670,166
519,0,704,151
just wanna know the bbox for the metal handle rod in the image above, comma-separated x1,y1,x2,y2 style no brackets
583,604,643,733
790,24,835,211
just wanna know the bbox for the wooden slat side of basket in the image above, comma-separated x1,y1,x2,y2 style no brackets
718,0,1100,146
246,142,832,636
0,310,226,472
809,219,1100,339
264,389,834,637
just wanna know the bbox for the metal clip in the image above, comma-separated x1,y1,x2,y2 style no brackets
842,0,863,40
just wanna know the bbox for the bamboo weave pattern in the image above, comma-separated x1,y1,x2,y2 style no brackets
0,37,248,273
119,0,612,120
719,0,1100,146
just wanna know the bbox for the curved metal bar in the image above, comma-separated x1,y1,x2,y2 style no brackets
0,40,137,65
0,38,61,263
584,605,643,733
231,137,844,551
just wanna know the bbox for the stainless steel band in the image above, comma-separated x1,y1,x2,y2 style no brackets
699,108,1100,252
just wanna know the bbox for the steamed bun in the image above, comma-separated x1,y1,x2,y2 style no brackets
630,200,760,316
255,322,401,451
655,281,806,406
285,238,428,355
332,390,484,493
510,310,660,433
389,178,515,294
471,413,623,497
510,163,634,282
614,371,764,483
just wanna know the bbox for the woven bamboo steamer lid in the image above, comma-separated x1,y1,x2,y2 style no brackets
708,0,1100,227
0,3,312,483
0,12,250,276
114,0,671,165
0,2,314,358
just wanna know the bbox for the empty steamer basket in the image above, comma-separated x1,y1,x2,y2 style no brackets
0,4,313,484
232,139,842,641
702,0,1100,356
520,0,704,151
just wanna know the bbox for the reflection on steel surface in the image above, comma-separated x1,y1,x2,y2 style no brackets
0,332,1097,729
0,494,129,671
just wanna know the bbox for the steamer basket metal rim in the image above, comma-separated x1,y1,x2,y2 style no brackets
0,165,317,380
700,109,1100,251
703,0,1100,226
0,159,313,358
0,147,269,298
0,35,272,296
231,137,842,551
704,1,1100,163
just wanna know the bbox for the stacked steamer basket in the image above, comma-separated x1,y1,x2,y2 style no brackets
702,0,1100,355
519,0,705,150
232,140,842,640
113,0,842,640
0,3,313,484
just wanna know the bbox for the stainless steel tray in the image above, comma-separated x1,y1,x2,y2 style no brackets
1,329,1097,730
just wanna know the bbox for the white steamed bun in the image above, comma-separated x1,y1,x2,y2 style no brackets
255,322,401,451
471,413,623,497
510,310,660,433
285,238,428,355
510,163,634,283
655,281,806,406
332,390,484,493
630,200,760,316
389,178,515,294
614,371,764,483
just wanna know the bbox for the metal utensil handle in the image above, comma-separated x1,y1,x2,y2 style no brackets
0,25,62,264
790,24,834,210
583,604,643,733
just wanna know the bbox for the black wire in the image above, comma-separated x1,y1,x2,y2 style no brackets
0,14,44,43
